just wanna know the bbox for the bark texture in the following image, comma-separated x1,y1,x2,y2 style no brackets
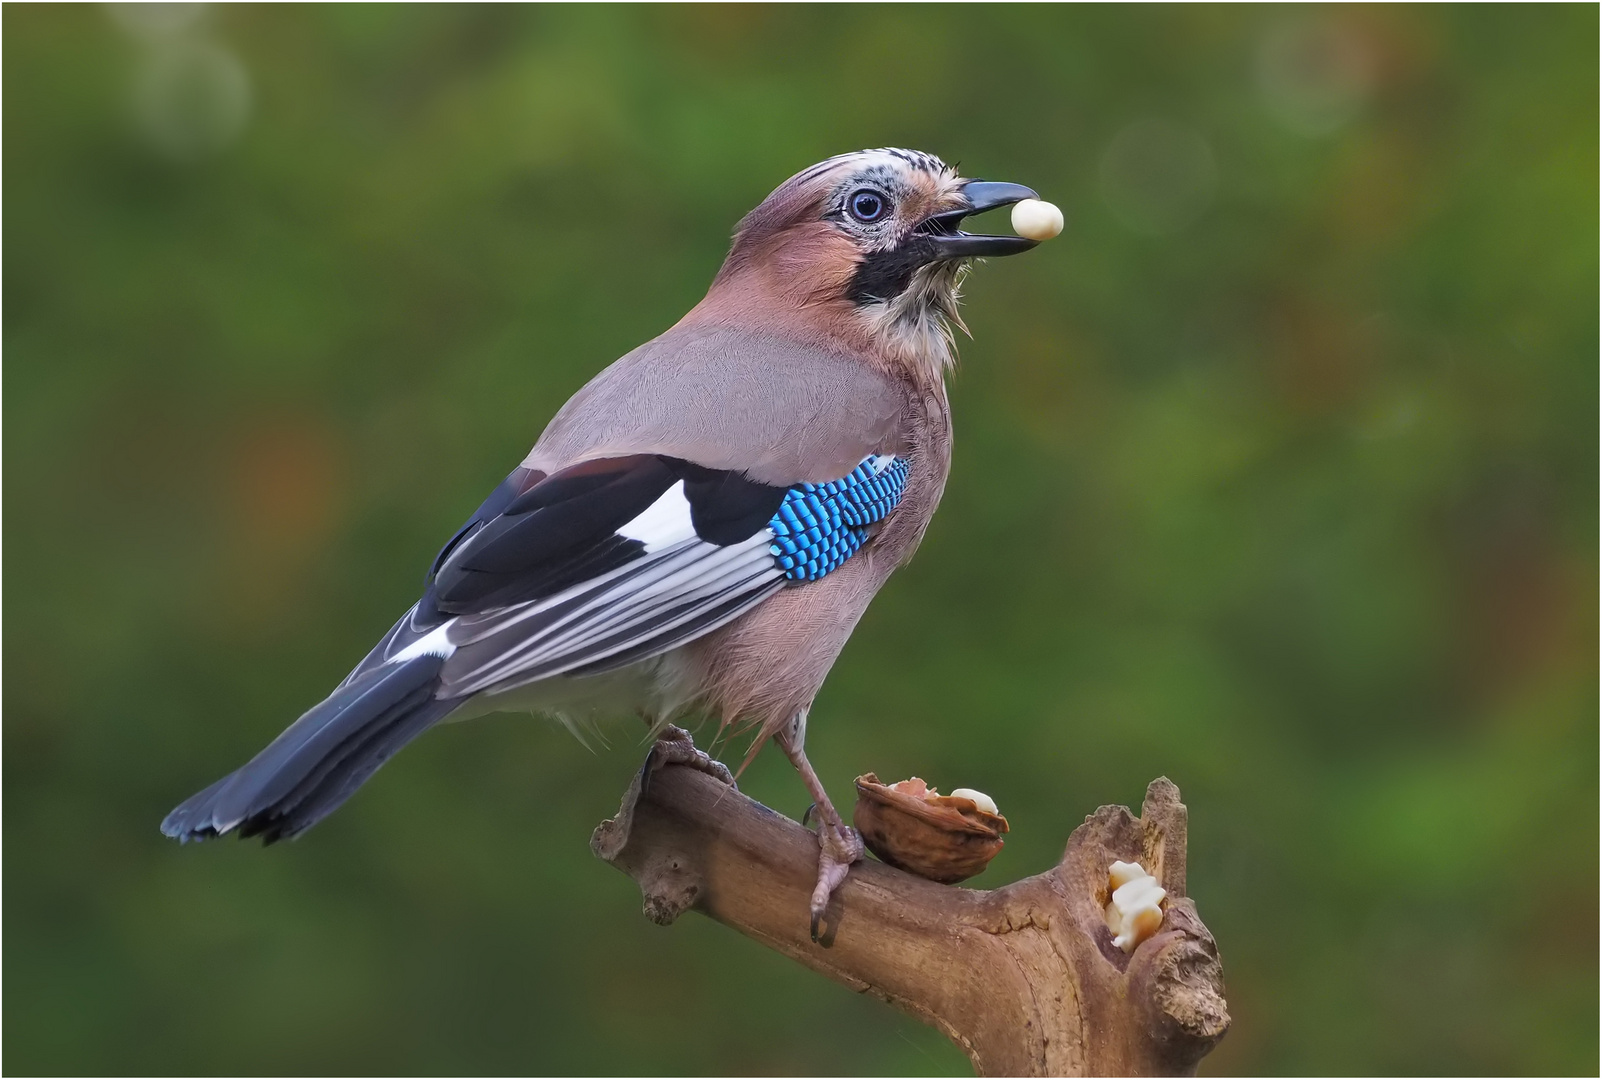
592,728,1230,1077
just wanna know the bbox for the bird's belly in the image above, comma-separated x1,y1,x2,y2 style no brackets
680,555,887,737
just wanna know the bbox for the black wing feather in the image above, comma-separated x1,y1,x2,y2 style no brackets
427,466,544,583
681,464,789,544
428,455,783,613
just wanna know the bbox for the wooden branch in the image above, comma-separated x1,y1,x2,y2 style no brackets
592,731,1230,1076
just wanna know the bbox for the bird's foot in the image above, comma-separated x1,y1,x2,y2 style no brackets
641,725,736,792
809,821,864,943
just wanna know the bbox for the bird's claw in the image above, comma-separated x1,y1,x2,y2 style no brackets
639,725,736,795
808,822,863,943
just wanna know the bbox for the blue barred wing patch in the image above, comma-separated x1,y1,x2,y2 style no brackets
768,455,910,582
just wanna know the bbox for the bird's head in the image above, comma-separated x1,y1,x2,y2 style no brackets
704,148,1042,382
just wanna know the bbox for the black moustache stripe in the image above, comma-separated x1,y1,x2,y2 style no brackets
847,237,941,304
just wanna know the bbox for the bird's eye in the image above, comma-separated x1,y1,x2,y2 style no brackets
848,190,888,223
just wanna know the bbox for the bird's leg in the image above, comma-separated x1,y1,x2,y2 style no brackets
640,724,736,795
774,709,862,943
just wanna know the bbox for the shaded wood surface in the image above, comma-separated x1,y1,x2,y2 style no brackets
592,730,1229,1076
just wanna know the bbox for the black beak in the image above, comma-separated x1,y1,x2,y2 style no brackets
916,180,1042,258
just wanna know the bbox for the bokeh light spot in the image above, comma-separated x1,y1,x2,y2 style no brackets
1256,18,1376,136
132,39,251,162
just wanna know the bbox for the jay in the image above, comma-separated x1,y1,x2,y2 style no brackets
163,148,1044,936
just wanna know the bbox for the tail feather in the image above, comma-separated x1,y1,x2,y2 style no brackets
161,655,451,844
245,694,448,842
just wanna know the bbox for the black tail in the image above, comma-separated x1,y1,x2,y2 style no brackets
161,655,452,845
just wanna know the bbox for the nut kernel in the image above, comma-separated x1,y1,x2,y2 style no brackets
1011,198,1064,241
1108,859,1147,890
1104,859,1166,952
948,787,998,815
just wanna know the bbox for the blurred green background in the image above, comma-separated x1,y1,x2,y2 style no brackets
5,4,1596,1075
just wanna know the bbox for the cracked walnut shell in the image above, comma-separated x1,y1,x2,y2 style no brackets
853,773,1009,884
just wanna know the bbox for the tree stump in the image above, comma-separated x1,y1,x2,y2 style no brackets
592,728,1230,1076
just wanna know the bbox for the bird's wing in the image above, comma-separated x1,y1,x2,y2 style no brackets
524,323,908,486
353,451,910,702
346,325,911,701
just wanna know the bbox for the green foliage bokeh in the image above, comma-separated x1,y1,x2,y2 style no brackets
5,5,1596,1075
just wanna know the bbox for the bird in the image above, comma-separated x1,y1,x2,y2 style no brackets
161,148,1045,937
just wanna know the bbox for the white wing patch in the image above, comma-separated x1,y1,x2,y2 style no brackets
617,480,697,552
391,622,458,662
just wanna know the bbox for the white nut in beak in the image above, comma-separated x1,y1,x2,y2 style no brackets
1104,859,1166,952
1011,198,1064,241
948,788,998,815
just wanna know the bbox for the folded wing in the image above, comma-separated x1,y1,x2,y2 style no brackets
353,452,910,704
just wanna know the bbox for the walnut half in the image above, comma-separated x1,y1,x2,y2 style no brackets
852,773,1009,885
